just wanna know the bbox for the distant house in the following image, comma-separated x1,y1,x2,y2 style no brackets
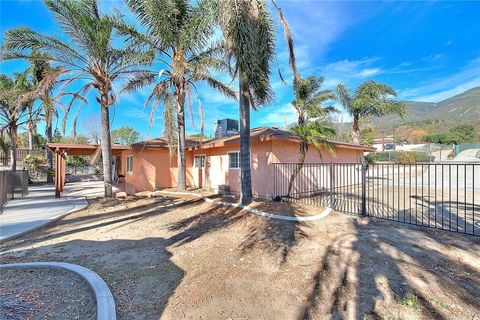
119,120,374,199
372,135,398,151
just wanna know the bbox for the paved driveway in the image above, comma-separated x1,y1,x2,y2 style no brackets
454,148,480,162
0,184,88,242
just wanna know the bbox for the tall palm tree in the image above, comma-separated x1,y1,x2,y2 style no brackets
218,0,298,204
119,0,236,191
336,80,405,145
29,56,61,181
0,72,39,172
28,54,86,181
2,0,153,197
287,76,336,196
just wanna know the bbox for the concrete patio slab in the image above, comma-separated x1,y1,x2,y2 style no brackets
0,184,88,243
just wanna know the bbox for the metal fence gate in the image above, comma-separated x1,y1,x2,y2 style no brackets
273,162,480,236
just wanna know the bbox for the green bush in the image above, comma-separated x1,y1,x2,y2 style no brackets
396,151,419,164
24,154,45,168
365,151,433,164
24,154,46,179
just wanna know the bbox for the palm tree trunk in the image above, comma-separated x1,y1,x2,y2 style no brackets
46,111,54,183
177,93,187,191
28,130,33,150
9,126,17,173
239,76,253,205
287,115,307,197
287,142,307,197
352,115,360,145
100,101,113,197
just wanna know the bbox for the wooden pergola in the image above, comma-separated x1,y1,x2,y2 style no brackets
47,143,130,198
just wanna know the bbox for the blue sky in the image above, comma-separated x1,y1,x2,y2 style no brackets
1,0,480,140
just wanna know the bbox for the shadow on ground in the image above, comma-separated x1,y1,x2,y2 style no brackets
299,216,480,319
239,201,311,264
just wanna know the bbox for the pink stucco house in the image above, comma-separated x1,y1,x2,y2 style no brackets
119,123,374,199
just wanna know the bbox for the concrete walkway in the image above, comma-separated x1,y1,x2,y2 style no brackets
0,184,88,243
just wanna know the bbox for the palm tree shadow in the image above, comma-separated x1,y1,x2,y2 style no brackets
300,216,480,319
167,204,245,247
239,202,311,264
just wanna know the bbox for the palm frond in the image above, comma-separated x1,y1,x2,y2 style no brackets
271,0,300,81
180,0,218,53
120,72,155,94
2,27,87,67
336,84,351,112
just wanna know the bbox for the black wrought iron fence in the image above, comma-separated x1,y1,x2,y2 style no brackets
273,162,480,236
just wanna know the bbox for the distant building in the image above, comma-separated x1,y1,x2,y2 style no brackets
372,135,398,151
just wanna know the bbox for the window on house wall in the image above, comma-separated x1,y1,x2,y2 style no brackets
228,152,240,168
126,155,133,173
194,155,206,168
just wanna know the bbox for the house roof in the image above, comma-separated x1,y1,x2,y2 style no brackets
130,136,204,149
47,143,129,156
133,126,375,152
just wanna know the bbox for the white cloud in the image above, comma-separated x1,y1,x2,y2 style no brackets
256,103,298,128
422,53,444,61
316,58,382,90
400,56,480,102
357,68,382,77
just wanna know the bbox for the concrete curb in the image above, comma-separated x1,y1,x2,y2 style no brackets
0,197,88,244
0,262,116,320
159,191,332,222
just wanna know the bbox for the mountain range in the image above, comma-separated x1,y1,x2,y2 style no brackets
336,87,480,143
373,87,480,128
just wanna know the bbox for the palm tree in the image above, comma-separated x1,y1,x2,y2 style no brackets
29,56,61,181
27,54,86,181
218,0,298,204
119,0,236,191
0,72,38,172
336,80,405,145
287,76,336,196
2,0,153,197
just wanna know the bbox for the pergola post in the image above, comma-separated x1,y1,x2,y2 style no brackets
60,151,66,190
55,148,61,198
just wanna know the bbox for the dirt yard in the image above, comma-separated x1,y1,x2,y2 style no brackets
0,194,479,320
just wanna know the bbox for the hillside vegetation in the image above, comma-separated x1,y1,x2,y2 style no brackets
337,87,480,143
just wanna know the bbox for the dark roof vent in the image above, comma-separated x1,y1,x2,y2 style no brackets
214,119,239,138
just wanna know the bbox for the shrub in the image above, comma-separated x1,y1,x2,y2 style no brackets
396,151,418,164
24,154,45,168
24,154,46,179
397,294,422,311
365,151,433,164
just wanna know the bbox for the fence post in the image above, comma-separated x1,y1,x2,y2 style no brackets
361,161,367,215
329,162,334,208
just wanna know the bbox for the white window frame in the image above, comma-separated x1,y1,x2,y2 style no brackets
126,155,133,173
194,154,206,168
228,151,240,169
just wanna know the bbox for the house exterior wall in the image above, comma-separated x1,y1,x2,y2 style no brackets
191,139,362,198
121,139,364,198
121,147,195,194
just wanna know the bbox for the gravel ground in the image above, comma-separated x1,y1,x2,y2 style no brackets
0,193,479,319
0,268,96,320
